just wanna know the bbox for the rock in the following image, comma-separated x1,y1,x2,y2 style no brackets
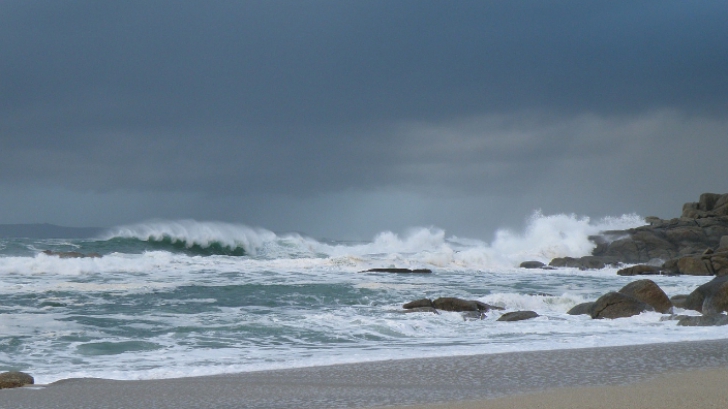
362,268,432,274
591,197,728,265
0,371,34,389
618,279,672,313
567,302,595,315
682,276,728,312
431,297,499,312
403,299,434,309
590,292,652,319
681,193,728,218
676,255,713,275
402,307,439,314
670,294,689,309
719,235,728,251
548,256,619,270
497,311,539,321
519,261,546,269
702,283,728,315
677,314,728,327
709,252,728,276
617,265,661,276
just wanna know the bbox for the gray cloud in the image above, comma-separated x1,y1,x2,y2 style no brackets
1,1,727,239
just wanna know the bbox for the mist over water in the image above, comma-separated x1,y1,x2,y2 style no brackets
1,212,723,384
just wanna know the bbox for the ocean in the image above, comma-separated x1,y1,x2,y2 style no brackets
1,214,725,385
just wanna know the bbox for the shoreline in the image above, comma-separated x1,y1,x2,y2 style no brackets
3,338,728,409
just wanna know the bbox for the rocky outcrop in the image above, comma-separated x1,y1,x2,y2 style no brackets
591,215,728,265
539,193,728,274
681,193,728,218
590,292,652,319
618,279,672,313
497,311,539,321
0,372,34,389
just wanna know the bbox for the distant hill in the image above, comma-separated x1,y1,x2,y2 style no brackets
0,223,105,239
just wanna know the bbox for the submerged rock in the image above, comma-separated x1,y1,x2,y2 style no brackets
402,307,439,315
431,297,499,312
497,311,539,321
549,256,619,270
0,372,34,389
361,268,432,274
402,299,434,309
677,314,728,327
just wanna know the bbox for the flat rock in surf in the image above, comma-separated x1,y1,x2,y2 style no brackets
361,268,432,274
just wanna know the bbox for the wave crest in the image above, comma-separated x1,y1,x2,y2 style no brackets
102,220,277,256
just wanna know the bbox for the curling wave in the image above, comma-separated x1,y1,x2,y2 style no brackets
101,220,278,256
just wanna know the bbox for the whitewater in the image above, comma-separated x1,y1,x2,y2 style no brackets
0,212,725,384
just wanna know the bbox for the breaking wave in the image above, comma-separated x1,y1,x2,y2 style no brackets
94,213,644,268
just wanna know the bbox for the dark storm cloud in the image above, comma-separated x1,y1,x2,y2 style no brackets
1,1,727,237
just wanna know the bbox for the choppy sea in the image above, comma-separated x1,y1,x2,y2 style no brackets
1,214,725,384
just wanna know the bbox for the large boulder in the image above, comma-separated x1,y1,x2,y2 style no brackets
618,279,672,313
0,372,34,389
590,292,651,319
682,276,728,312
497,311,539,321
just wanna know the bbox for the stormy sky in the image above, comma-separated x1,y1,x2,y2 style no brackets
1,0,727,240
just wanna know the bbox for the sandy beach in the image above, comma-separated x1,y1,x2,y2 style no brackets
404,367,728,409
3,338,728,409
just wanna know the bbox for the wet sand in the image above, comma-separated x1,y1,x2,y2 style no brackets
3,338,728,409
